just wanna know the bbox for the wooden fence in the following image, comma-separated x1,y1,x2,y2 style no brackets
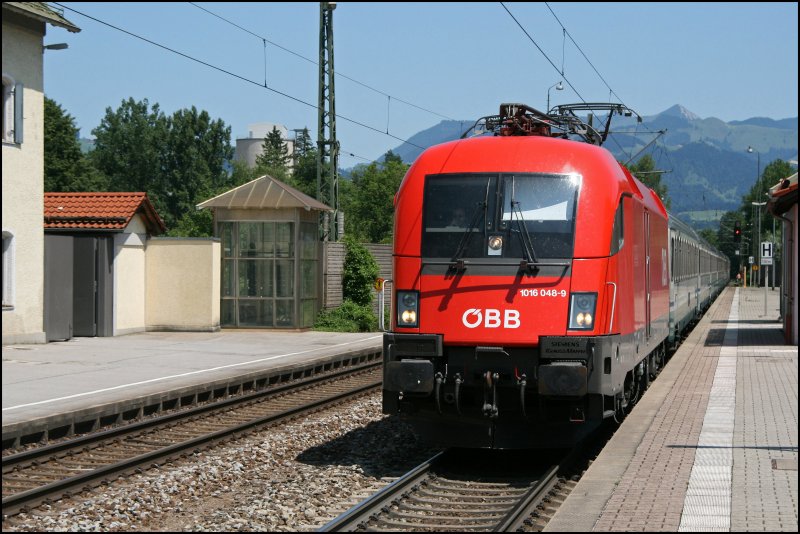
323,242,393,316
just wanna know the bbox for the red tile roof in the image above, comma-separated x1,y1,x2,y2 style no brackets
44,192,167,234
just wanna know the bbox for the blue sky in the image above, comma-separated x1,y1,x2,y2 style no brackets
44,2,798,165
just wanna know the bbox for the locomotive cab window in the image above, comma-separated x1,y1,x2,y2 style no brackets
422,173,579,259
610,198,625,255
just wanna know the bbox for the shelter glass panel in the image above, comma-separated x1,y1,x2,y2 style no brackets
218,220,305,328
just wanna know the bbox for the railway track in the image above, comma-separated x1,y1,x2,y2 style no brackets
2,362,382,517
320,449,565,532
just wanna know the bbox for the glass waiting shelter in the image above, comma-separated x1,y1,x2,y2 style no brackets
197,175,331,328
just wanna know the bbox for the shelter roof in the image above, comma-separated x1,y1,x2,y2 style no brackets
197,175,332,212
44,192,167,234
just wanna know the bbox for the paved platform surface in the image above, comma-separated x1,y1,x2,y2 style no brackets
546,286,798,532
2,330,382,441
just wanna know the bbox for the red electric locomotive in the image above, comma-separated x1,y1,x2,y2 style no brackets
383,103,674,448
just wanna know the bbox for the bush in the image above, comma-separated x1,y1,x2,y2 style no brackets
342,236,379,307
313,300,378,332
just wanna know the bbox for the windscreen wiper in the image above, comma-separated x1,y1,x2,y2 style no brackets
450,180,490,271
509,177,539,269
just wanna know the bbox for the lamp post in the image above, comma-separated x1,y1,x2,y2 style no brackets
747,146,762,285
546,81,563,113
752,201,767,314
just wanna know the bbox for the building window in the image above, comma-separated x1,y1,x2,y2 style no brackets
3,74,22,144
2,231,14,308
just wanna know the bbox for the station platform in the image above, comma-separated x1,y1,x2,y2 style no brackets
546,286,798,532
2,330,382,448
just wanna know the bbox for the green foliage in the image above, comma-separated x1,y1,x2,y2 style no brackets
256,126,290,172
91,97,167,193
716,210,744,277
622,154,671,209
313,300,377,332
342,236,379,307
90,98,234,232
167,208,214,237
738,159,792,238
44,97,108,192
284,127,318,198
698,228,718,247
341,151,409,243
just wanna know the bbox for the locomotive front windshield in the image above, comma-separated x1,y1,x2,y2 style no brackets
422,173,579,260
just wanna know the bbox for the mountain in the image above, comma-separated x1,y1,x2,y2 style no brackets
381,105,798,230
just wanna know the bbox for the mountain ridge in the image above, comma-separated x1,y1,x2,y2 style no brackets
379,105,798,229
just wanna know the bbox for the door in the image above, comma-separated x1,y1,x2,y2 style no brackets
73,237,97,336
44,234,74,341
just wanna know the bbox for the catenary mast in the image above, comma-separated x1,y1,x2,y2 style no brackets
317,1,340,240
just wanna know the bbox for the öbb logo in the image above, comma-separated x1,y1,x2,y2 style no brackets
462,309,520,329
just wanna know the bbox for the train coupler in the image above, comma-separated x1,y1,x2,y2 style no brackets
482,371,500,419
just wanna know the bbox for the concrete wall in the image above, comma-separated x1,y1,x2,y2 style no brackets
2,14,46,344
146,238,221,332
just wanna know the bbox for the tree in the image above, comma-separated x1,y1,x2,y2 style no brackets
342,151,409,243
285,127,318,197
716,210,745,278
255,126,290,176
738,159,793,244
160,106,234,231
293,127,313,159
341,235,379,307
698,228,717,248
44,97,108,191
91,98,234,231
623,154,671,209
91,98,167,194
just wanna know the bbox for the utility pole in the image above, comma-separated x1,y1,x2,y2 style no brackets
317,1,340,241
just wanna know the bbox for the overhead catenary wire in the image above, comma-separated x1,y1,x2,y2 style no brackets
544,2,629,109
53,2,428,156
188,2,457,122
499,3,634,160
543,2,669,165
502,2,669,164
499,2,587,105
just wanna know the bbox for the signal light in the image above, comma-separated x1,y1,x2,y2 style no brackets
734,225,741,242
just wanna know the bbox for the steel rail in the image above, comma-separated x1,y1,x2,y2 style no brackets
2,365,381,516
319,451,444,531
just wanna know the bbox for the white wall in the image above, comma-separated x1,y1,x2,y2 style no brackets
2,14,45,344
113,215,147,335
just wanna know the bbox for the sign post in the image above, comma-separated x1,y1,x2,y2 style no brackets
761,242,773,316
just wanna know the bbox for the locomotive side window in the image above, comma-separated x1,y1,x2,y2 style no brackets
422,173,578,259
610,198,625,255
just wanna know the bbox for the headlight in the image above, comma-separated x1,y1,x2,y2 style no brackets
397,290,419,327
568,292,597,330
487,235,503,256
